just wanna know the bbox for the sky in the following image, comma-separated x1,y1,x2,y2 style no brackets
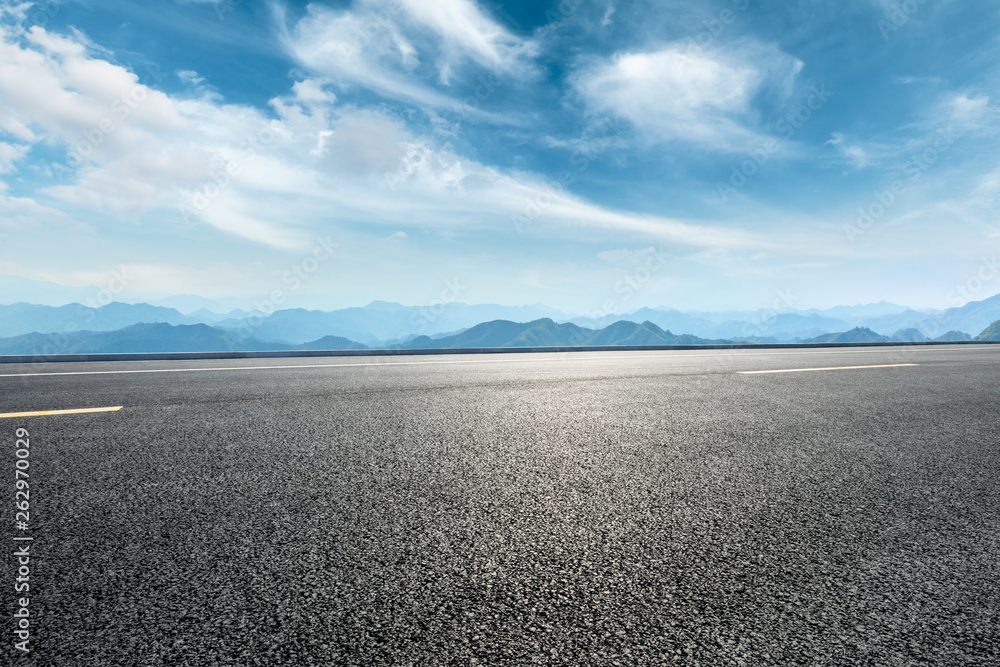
0,0,999,315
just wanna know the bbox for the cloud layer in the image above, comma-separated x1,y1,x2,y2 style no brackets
0,0,998,312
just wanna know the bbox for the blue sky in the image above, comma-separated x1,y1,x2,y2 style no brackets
1,0,999,314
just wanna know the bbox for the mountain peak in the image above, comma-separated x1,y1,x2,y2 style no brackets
364,300,406,310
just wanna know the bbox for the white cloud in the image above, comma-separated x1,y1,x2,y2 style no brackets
0,192,86,230
826,132,870,168
899,92,996,138
0,141,29,173
279,0,534,111
0,24,184,152
944,93,992,132
177,70,205,86
572,43,802,151
601,5,616,28
0,3,31,21
396,0,536,78
822,92,995,172
291,78,336,105
280,3,457,110
371,141,758,248
0,116,35,142
195,194,301,250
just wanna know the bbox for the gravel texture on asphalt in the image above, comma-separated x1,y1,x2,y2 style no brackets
2,346,998,665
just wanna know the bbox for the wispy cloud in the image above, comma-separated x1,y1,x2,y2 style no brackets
396,0,537,79
571,41,802,152
277,0,536,111
826,133,870,168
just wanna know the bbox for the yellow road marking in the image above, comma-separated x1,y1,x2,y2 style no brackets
739,363,919,375
0,406,123,419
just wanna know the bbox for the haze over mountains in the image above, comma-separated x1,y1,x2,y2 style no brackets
1,293,1000,354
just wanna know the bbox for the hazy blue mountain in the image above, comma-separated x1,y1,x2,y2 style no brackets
976,320,1000,341
809,301,910,323
891,327,974,342
216,307,385,345
399,319,573,348
802,327,890,344
935,293,1000,335
142,294,250,314
401,319,721,349
569,309,852,341
799,332,839,343
505,319,594,347
0,323,264,354
860,294,1000,337
185,308,253,324
0,323,366,354
458,300,932,340
289,335,368,351
215,302,571,344
837,327,891,343
673,301,906,326
933,331,972,342
578,308,721,337
891,328,929,342
725,313,851,340
0,302,197,337
859,309,933,335
383,328,470,345
785,328,839,342
587,320,672,345
403,318,577,348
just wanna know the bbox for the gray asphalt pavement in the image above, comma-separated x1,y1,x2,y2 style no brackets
2,345,999,665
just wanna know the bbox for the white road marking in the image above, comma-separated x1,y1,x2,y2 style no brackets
0,406,123,418
739,363,919,375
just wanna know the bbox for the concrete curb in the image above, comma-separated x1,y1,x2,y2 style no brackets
1,340,997,364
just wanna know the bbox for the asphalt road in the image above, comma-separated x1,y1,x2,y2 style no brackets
2,345,998,666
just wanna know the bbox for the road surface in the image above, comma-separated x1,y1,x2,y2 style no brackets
2,345,998,665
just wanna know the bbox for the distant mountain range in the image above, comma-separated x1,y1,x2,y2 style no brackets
801,327,975,344
2,318,997,356
209,302,569,345
579,296,1000,342
0,301,568,345
0,319,722,355
402,319,719,349
2,294,1000,354
6,294,1000,346
0,302,196,338
0,323,367,355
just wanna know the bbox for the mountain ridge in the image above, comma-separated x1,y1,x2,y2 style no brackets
1,317,997,356
3,293,1000,347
